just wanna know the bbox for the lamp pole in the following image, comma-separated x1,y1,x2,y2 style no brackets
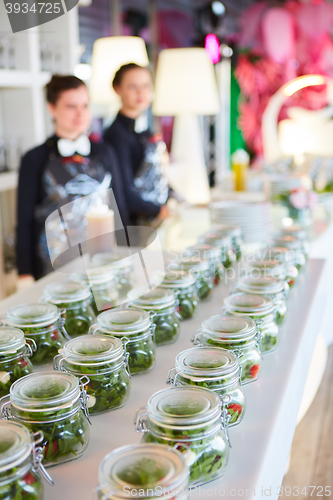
111,0,121,36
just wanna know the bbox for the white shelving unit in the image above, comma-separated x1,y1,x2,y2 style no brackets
0,5,80,298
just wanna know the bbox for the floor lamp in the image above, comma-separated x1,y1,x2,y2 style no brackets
152,48,220,205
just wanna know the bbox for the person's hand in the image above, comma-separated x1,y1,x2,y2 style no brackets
157,205,170,220
17,275,35,291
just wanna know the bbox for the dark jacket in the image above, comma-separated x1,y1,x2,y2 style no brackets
16,135,129,278
104,112,161,223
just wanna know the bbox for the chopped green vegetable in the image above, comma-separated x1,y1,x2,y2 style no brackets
177,289,198,320
124,336,155,375
0,469,43,500
60,303,95,338
20,326,64,365
142,424,228,487
153,311,180,345
63,360,131,415
196,278,213,301
0,353,33,398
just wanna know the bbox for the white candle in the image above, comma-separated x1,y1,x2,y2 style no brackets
85,200,115,256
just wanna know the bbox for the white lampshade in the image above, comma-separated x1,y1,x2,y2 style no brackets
90,36,149,105
152,48,220,116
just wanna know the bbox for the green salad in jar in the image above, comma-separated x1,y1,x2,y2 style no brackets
42,281,95,338
183,244,223,286
54,334,131,415
168,257,214,301
135,387,229,487
194,314,262,384
4,304,65,366
128,288,180,346
96,308,156,375
91,252,135,299
157,269,198,319
3,372,91,467
198,232,236,269
0,327,34,399
167,347,246,426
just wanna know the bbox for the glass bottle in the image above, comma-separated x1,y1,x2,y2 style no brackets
167,346,246,426
183,244,223,286
4,304,66,366
95,307,155,375
159,269,198,319
128,288,180,346
223,293,279,354
0,421,53,500
0,371,91,467
234,275,288,326
42,282,95,338
192,314,262,384
96,443,189,500
0,327,34,398
135,386,229,487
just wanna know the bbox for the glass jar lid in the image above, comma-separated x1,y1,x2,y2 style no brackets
99,443,189,499
0,327,26,354
199,232,232,248
10,371,80,411
128,288,176,310
97,307,151,334
43,281,92,305
6,303,59,328
70,266,116,286
0,421,32,472
175,347,239,379
273,235,303,250
247,258,287,275
147,386,221,427
276,226,308,240
184,244,221,262
169,256,210,273
224,293,275,315
159,269,196,289
211,224,242,237
62,334,124,365
201,314,257,340
262,247,295,264
237,276,286,295
91,252,134,272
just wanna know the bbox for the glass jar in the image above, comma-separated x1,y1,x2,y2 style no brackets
262,248,299,286
70,266,119,315
198,232,236,269
0,327,34,399
169,257,213,301
159,269,198,319
167,347,246,426
192,314,262,384
96,443,189,500
1,372,91,467
275,226,310,260
135,386,229,487
0,421,53,500
4,304,66,366
95,308,155,375
273,236,306,271
235,276,288,326
183,244,223,286
223,293,279,354
42,282,95,338
91,252,135,299
128,289,180,346
211,225,243,261
54,334,131,415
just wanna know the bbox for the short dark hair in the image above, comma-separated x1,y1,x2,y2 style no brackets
112,63,150,89
45,74,86,105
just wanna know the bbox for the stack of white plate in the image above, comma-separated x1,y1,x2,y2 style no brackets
210,201,273,244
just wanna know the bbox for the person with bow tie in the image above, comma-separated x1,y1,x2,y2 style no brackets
16,74,129,283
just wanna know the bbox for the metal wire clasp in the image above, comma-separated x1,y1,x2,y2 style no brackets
190,328,202,345
79,376,92,425
134,406,148,433
58,308,71,341
32,431,54,485
25,337,37,357
0,394,12,420
220,395,232,448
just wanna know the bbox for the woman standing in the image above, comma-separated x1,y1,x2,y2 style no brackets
16,74,128,282
104,63,169,225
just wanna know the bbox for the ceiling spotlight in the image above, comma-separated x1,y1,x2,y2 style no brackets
211,1,225,16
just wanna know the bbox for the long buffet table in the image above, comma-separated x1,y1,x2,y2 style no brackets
0,254,327,500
